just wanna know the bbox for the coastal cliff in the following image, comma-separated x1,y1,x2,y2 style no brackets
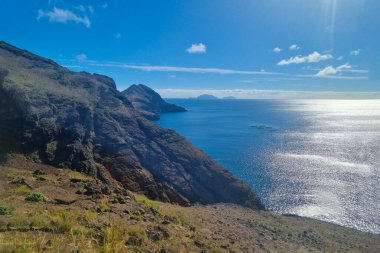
122,84,186,120
0,41,263,209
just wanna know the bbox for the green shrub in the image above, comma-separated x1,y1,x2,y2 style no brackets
0,204,12,215
25,192,45,202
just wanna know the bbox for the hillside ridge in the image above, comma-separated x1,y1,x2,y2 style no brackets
0,41,263,209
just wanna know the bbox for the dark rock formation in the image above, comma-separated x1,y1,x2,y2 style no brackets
0,41,264,209
122,84,186,120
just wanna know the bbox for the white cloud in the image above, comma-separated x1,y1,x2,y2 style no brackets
75,5,94,14
91,62,277,75
337,56,344,61
273,47,282,53
289,44,300,50
75,53,88,61
155,88,380,99
37,7,91,28
101,3,108,8
76,5,86,12
315,63,368,79
350,49,361,56
88,5,94,14
238,77,301,83
278,51,333,66
186,43,207,54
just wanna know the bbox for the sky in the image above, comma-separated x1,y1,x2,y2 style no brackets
1,0,380,98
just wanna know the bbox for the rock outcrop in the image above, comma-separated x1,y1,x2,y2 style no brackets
0,41,264,209
122,84,186,120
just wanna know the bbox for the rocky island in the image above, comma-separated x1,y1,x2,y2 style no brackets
122,84,186,120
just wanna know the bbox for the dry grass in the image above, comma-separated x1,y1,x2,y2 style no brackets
0,156,379,253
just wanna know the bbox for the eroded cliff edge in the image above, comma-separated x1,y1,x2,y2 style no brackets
0,41,264,209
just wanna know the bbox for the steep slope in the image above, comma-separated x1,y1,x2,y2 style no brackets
0,41,264,209
122,84,186,120
1,157,379,252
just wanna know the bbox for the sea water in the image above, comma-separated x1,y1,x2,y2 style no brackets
157,99,380,234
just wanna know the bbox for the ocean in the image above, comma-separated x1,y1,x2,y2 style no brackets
157,99,380,234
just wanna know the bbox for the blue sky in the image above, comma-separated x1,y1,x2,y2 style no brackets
1,0,379,98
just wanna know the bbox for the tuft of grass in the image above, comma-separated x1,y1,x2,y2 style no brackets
9,214,30,230
49,209,76,233
135,194,161,210
212,247,228,253
25,192,45,202
176,215,190,226
13,184,31,194
97,197,110,213
101,224,129,252
0,204,12,215
34,175,47,181
69,171,93,182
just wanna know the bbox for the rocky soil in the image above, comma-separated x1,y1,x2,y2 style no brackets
0,156,378,253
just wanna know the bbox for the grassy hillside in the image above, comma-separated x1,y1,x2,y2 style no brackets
0,155,379,253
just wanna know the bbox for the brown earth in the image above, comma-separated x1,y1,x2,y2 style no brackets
1,156,379,253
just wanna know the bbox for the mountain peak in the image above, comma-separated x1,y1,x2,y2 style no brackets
122,84,186,120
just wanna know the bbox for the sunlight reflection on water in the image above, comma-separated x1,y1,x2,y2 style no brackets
159,99,380,233
268,100,380,233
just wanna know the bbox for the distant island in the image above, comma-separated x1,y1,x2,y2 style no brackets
193,94,219,100
222,96,236,100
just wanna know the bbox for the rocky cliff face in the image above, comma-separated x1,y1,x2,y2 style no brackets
122,84,186,120
0,41,264,209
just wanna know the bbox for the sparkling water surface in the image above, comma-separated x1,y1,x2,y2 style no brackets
157,99,380,234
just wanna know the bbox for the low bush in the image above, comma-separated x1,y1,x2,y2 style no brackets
0,204,12,215
25,192,45,202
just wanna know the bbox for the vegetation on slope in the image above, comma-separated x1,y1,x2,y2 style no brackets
0,155,378,253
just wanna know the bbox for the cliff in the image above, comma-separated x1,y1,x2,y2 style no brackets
122,84,186,120
0,41,264,209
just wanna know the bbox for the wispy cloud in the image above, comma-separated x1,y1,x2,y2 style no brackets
90,62,278,75
314,63,368,80
238,77,301,83
115,33,122,39
186,43,207,54
278,51,333,66
273,47,282,53
101,3,108,9
155,88,380,99
315,64,351,77
88,5,94,14
75,5,86,12
37,7,91,28
350,49,361,56
75,53,88,61
289,44,300,50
